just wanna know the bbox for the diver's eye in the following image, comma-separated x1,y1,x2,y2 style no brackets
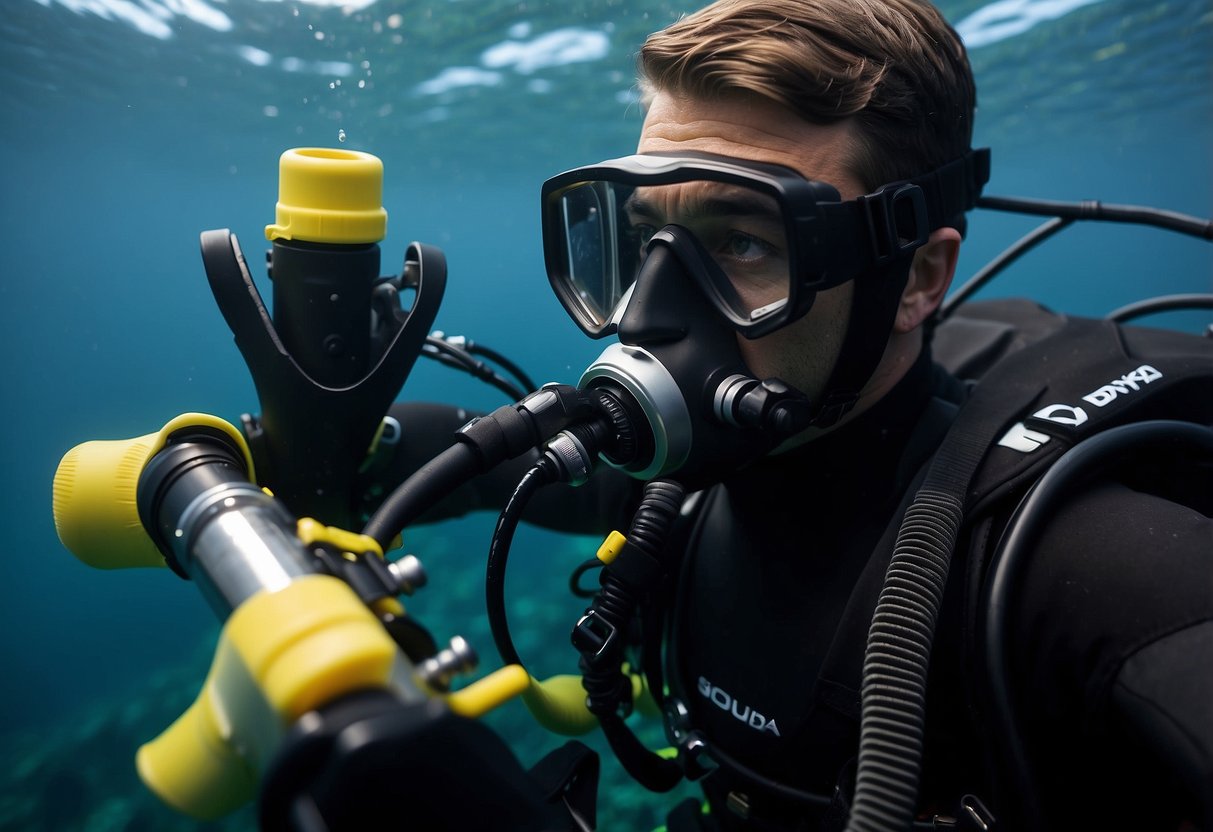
631,223,657,250
721,231,777,262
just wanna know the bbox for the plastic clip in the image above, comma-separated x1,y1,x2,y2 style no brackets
858,183,929,266
933,794,997,831
571,608,619,665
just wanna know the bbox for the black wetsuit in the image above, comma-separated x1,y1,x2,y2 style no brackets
665,352,1213,831
380,347,1213,830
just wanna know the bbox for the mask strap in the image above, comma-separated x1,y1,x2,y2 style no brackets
807,149,991,428
809,259,911,428
911,148,991,233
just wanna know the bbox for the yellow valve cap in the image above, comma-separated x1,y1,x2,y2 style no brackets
265,147,387,244
138,576,399,820
136,693,257,821
51,413,254,570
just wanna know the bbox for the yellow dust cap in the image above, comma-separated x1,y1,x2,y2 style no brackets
52,413,254,571
265,147,387,244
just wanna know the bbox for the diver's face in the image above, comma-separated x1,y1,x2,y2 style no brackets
637,91,865,407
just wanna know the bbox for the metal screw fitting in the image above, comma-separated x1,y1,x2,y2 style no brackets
387,554,427,595
546,429,594,486
418,635,478,691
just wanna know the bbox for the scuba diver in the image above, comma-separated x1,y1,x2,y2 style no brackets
51,0,1213,829
366,0,1213,829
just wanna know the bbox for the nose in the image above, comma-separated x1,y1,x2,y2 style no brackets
616,236,695,346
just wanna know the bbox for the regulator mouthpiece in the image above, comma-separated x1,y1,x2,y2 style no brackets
579,343,691,481
265,147,387,244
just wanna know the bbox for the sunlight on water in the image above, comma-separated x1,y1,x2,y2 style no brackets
31,0,235,39
31,0,382,41
29,0,1121,54
956,0,1106,48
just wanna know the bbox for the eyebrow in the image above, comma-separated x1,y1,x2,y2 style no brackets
623,190,782,224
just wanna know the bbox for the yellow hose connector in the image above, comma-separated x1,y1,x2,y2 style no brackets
264,148,387,244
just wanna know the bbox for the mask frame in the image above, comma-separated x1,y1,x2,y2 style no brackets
541,150,980,339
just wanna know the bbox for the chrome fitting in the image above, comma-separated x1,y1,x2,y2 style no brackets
386,554,427,595
545,429,594,486
712,374,757,427
418,635,478,691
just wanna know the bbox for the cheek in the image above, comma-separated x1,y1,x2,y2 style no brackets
735,328,791,380
734,286,852,392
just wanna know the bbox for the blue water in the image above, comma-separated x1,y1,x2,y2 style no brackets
1,0,1210,828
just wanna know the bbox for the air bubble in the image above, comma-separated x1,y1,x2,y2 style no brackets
338,128,347,142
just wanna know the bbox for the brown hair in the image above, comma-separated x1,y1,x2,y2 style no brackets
638,0,976,191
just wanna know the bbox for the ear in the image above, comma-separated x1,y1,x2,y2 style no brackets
894,226,961,334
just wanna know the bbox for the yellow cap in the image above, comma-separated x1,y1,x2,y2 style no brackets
596,530,628,564
136,575,398,819
264,148,387,244
52,413,255,570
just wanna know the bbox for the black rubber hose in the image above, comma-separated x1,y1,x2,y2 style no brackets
984,420,1213,832
977,195,1213,239
423,336,529,402
845,381,1016,831
486,458,560,667
1106,293,1213,323
467,342,539,396
579,479,685,793
597,710,683,792
847,488,963,832
626,480,684,551
569,559,604,598
940,217,1072,320
942,196,1212,322
362,441,481,549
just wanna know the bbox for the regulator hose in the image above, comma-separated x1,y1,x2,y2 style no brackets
848,414,1213,831
846,387,1013,832
847,487,963,832
362,441,481,549
486,457,561,667
984,419,1213,832
577,479,685,793
487,416,619,669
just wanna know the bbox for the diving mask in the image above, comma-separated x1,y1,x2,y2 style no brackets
541,149,991,339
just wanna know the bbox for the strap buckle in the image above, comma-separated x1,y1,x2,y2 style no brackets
571,608,619,665
858,183,929,266
932,794,997,831
665,698,719,781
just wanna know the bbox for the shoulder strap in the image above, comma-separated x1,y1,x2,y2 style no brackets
966,317,1213,517
848,314,1213,829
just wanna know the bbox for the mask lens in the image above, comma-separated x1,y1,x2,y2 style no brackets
551,176,793,332
553,181,642,333
627,182,790,326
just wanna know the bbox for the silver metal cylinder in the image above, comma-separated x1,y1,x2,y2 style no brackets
172,482,316,618
712,374,754,427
